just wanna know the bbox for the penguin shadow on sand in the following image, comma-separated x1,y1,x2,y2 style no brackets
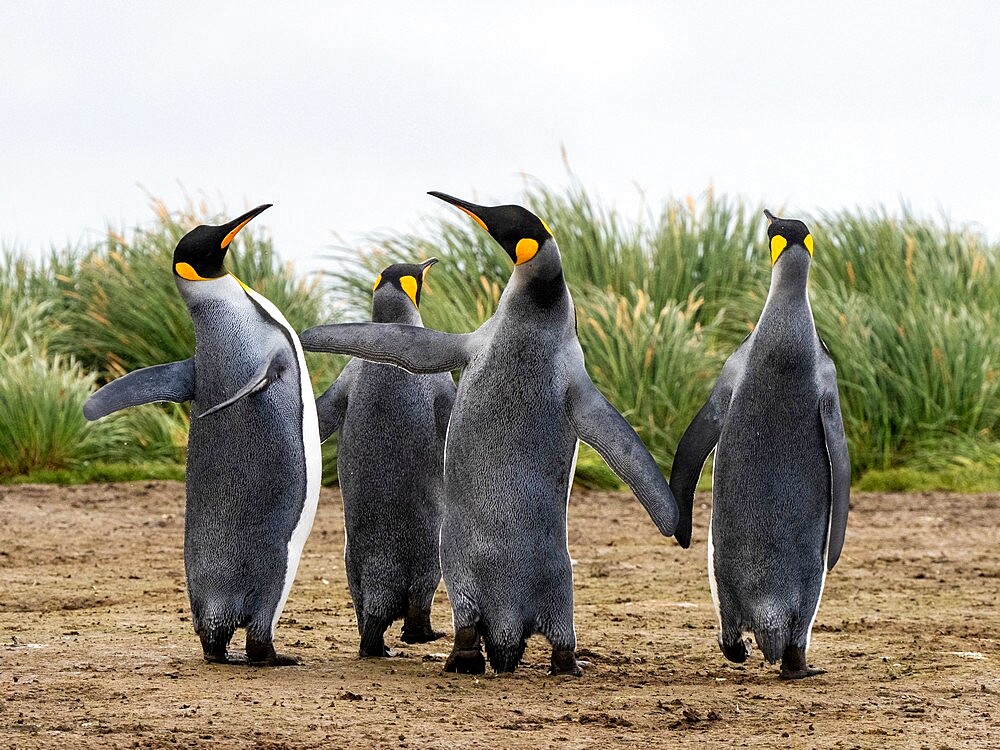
670,210,850,680
301,192,682,677
313,259,455,658
84,205,321,667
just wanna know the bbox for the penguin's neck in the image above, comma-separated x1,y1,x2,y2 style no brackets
501,246,570,316
372,297,422,325
752,252,816,365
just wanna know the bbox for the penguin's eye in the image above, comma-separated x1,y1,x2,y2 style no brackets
770,235,788,265
372,274,383,293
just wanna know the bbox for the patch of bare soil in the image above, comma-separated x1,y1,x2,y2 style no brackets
1,482,997,749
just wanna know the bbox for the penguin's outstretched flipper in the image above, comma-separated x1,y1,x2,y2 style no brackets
669,338,750,547
315,359,359,442
83,358,195,421
567,376,678,537
300,323,477,375
197,347,290,418
819,354,850,570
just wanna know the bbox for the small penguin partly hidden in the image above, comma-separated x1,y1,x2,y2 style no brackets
315,259,455,657
669,210,850,679
301,192,679,676
83,205,321,665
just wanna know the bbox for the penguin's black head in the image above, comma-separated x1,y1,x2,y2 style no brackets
764,209,813,265
372,258,438,309
428,191,554,266
172,204,272,281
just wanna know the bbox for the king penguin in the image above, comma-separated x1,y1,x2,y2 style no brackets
669,210,850,679
300,192,678,676
83,205,321,665
315,259,455,657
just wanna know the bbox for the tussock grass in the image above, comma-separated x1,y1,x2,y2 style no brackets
45,201,329,382
2,188,999,489
316,184,1000,487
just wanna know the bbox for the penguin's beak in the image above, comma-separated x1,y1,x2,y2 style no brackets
428,191,490,233
763,209,777,225
220,204,273,249
420,258,437,283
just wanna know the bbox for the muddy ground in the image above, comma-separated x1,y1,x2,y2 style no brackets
1,483,997,749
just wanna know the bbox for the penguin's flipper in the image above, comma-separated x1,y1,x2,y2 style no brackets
197,348,289,418
83,358,195,421
567,377,678,538
668,338,749,547
315,359,359,442
820,385,850,571
300,323,476,375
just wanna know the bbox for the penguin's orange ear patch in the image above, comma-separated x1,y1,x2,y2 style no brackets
399,275,419,307
175,262,208,281
372,274,383,293
514,238,539,265
769,235,788,265
804,234,814,255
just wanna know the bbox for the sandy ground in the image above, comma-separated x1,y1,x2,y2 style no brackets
1,482,997,749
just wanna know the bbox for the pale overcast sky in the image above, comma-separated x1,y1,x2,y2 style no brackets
3,2,998,271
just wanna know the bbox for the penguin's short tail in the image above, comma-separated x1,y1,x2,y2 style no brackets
484,639,527,673
754,627,789,665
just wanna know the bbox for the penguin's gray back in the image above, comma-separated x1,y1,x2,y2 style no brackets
711,292,829,641
441,284,579,621
183,277,320,636
338,358,449,579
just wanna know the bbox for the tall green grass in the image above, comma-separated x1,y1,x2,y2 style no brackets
316,184,1000,483
0,201,333,480
2,188,999,488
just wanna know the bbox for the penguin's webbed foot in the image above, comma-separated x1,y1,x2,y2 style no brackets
720,635,753,664
202,651,235,665
400,627,446,644
444,626,486,674
246,637,300,667
444,649,486,674
778,645,825,680
548,648,584,677
778,665,827,680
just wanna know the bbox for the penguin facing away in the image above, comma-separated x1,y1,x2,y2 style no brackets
301,192,679,676
669,210,850,679
83,205,321,666
315,259,455,657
